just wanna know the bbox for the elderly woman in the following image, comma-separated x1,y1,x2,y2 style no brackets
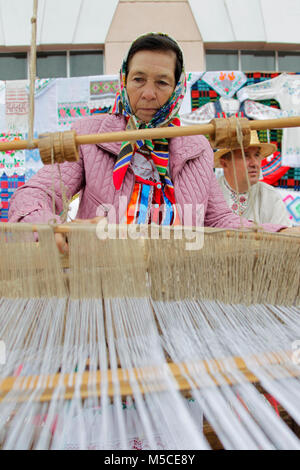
8,33,294,251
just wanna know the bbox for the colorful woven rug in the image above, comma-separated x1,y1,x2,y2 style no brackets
0,173,25,222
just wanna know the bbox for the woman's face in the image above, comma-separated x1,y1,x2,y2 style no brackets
126,49,176,123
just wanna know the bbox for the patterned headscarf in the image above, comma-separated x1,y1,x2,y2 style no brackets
111,33,186,203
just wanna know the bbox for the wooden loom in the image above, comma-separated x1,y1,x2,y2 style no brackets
0,115,300,449
0,0,300,449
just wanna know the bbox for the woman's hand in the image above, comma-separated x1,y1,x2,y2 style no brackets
279,226,300,236
55,233,69,254
55,217,106,254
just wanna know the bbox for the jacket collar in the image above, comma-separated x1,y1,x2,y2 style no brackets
95,114,201,176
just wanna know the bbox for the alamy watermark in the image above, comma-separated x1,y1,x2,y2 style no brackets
95,199,205,251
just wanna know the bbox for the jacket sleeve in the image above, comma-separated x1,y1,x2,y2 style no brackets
271,199,293,227
8,141,85,224
204,170,250,228
259,184,293,227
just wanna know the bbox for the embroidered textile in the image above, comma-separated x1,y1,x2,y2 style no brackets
60,399,202,450
58,102,90,129
24,132,44,182
0,173,25,222
179,72,204,115
222,176,250,216
57,77,91,130
5,80,29,132
191,80,218,110
89,76,119,114
261,152,290,185
202,71,247,99
273,168,300,192
0,133,25,177
0,130,26,221
279,189,300,225
33,79,58,133
237,73,300,167
181,97,246,125
286,196,300,223
188,72,296,187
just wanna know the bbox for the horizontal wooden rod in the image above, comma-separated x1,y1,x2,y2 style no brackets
0,351,295,404
1,116,300,152
20,223,300,243
0,353,294,402
1,223,299,244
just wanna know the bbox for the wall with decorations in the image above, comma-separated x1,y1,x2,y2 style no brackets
0,71,299,225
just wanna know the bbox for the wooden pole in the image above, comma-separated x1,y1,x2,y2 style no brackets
2,223,299,242
1,116,300,152
27,0,38,148
0,351,295,404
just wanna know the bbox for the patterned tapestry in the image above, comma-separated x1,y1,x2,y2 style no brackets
89,77,119,115
0,72,299,222
0,75,120,220
280,188,300,225
189,72,300,192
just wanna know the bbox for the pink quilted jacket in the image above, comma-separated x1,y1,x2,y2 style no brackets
8,114,285,232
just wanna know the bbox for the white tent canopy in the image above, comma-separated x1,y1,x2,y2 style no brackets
189,0,300,44
0,0,119,47
0,0,299,48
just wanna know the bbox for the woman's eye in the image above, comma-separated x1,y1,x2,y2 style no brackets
158,81,168,86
